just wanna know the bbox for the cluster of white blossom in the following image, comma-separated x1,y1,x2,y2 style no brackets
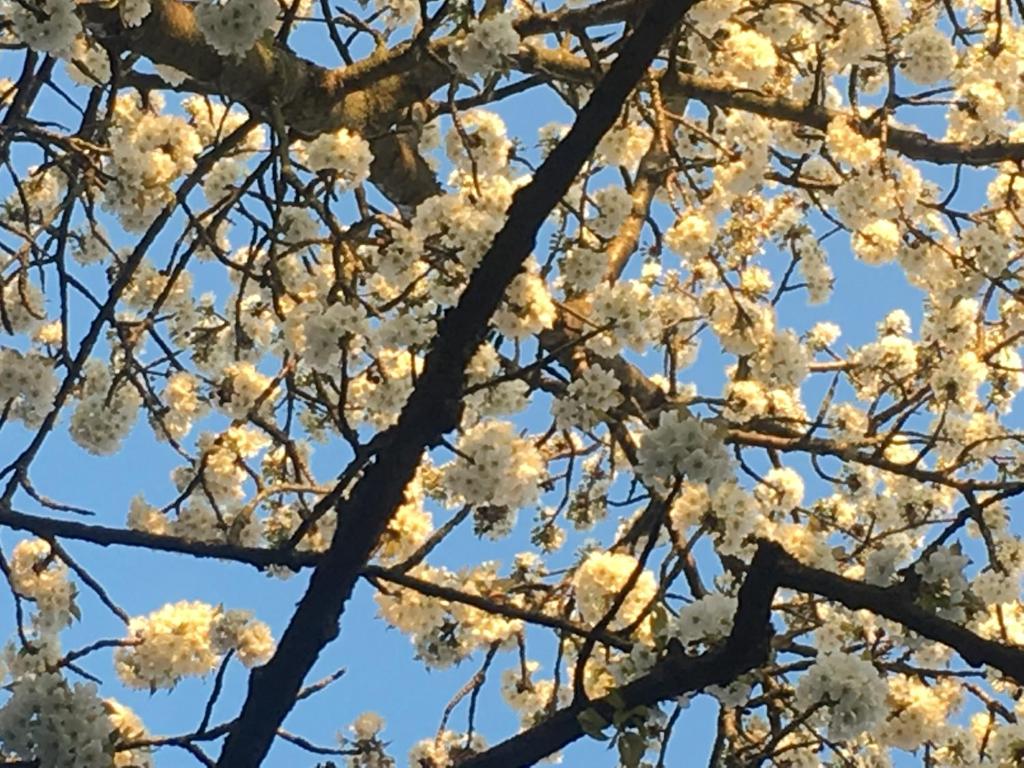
986,721,1024,766
596,118,652,173
587,185,634,238
277,205,320,245
297,128,373,188
66,37,112,85
754,467,805,514
1,163,66,228
115,600,274,690
449,13,521,77
785,226,830,303
493,261,557,339
669,479,763,557
128,493,226,545
285,299,368,373
408,153,520,275
9,539,76,631
119,0,152,26
219,360,278,418
499,661,569,729
795,652,888,741
751,330,809,389
5,0,80,57
0,279,46,344
879,674,961,750
851,218,902,266
376,563,521,668
0,348,56,427
636,410,731,489
552,363,622,430
194,0,278,57
209,607,276,666
373,472,433,564
408,730,487,767
462,343,529,423
804,321,841,351
825,116,881,170
443,110,509,174
160,371,205,440
346,348,424,429
560,244,607,292
444,420,543,512
900,26,957,84
961,221,1010,277
717,24,778,88
585,280,659,355
701,289,776,357
370,0,417,27
343,711,394,768
666,209,717,264
667,592,737,652
572,551,657,638
67,360,142,456
914,547,971,620
851,312,919,401
102,94,202,230
184,424,271,506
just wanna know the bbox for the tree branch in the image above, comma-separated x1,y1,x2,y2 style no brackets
773,548,1024,683
0,502,627,648
515,45,1024,167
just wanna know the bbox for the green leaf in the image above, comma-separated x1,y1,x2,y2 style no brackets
617,732,645,768
577,708,611,741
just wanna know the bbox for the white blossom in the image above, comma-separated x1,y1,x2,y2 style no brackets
795,652,887,741
194,0,279,57
450,13,521,76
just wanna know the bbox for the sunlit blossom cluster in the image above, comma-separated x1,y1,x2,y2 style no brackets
572,551,657,637
115,600,274,690
449,13,521,76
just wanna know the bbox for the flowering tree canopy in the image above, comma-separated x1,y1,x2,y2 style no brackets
8,0,1024,765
